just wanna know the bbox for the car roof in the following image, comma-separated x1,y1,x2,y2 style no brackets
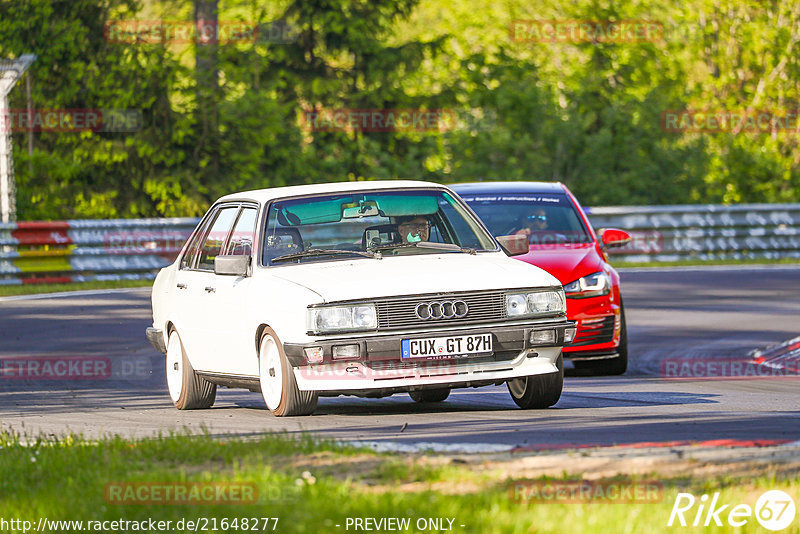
216,180,448,204
449,181,567,195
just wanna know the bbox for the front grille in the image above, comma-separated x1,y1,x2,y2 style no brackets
572,316,615,346
374,290,507,331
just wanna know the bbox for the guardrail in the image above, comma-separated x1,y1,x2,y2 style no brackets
587,203,800,262
0,218,197,286
1,203,798,285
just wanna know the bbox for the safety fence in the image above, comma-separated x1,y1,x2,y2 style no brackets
1,203,799,285
0,218,197,285
586,203,800,262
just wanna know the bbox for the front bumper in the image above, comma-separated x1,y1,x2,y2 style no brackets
562,295,622,358
285,320,575,365
286,320,575,393
145,327,167,354
294,346,564,393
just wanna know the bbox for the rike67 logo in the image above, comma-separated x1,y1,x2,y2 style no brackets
668,490,796,531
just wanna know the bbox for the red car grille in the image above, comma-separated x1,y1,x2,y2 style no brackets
572,316,615,347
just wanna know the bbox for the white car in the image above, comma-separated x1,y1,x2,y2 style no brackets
146,181,576,416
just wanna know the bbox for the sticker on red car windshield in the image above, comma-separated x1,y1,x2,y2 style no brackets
460,194,568,205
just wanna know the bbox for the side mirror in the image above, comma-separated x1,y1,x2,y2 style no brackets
599,228,631,249
497,234,530,256
214,255,250,276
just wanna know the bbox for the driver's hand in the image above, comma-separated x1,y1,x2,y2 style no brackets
514,228,532,238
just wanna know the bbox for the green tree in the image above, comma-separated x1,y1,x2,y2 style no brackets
0,0,198,218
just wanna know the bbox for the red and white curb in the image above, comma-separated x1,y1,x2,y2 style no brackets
751,336,800,374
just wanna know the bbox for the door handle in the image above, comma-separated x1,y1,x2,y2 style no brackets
176,283,187,289
204,286,216,293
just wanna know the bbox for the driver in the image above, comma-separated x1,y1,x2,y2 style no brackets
396,216,431,243
515,207,568,245
515,207,548,238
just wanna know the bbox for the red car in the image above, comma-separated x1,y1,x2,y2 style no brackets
452,182,631,375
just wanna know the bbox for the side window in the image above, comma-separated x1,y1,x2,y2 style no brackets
196,207,240,271
262,204,308,265
427,214,448,244
224,207,258,256
180,214,214,270
437,194,485,249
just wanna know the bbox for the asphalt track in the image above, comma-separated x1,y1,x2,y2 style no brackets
1,266,799,449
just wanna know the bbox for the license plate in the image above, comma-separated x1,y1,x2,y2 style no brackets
401,334,493,359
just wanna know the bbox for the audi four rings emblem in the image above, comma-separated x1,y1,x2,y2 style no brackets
415,300,469,320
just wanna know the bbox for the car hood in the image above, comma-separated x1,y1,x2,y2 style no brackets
269,252,561,302
515,244,602,284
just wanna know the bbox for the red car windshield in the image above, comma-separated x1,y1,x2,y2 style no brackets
461,193,593,245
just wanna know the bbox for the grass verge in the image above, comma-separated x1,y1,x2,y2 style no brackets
0,279,152,297
1,430,797,533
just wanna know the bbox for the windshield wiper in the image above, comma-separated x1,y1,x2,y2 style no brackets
368,241,476,255
271,248,380,264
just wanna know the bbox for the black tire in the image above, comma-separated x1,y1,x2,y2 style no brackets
259,328,318,417
573,305,628,376
409,388,450,403
507,354,563,409
166,329,216,410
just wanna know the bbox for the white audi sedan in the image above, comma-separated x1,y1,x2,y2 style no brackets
146,181,575,416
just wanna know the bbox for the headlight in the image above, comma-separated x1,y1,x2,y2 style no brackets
308,305,377,333
563,272,610,298
505,290,566,317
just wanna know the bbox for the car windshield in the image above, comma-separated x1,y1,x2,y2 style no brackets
459,193,592,245
262,189,497,265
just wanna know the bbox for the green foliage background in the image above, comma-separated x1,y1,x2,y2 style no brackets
1,0,798,219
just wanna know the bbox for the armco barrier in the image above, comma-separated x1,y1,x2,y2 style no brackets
0,218,197,286
586,203,800,262
0,203,798,285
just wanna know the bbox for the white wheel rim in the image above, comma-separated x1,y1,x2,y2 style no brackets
260,336,283,410
508,377,527,398
166,332,183,402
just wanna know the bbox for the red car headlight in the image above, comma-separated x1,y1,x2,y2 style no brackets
563,271,610,299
